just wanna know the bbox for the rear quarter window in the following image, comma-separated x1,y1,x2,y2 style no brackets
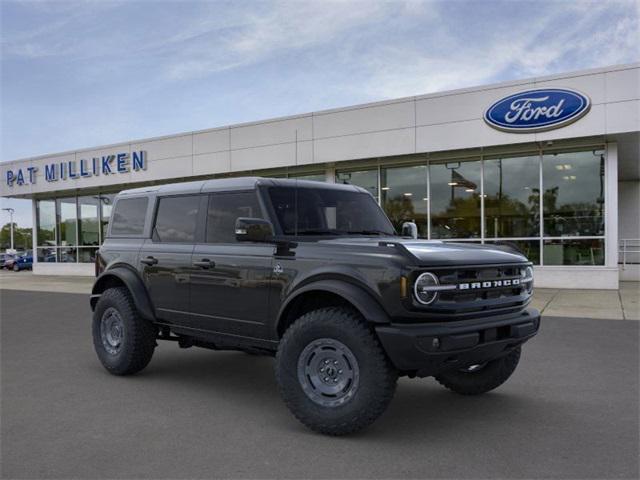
109,197,148,236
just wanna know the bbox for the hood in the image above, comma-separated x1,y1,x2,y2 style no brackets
317,237,529,266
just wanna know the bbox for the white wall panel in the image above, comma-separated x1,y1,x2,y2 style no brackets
606,100,640,134
130,134,192,161
314,101,414,139
231,143,296,171
606,68,640,103
193,128,230,155
314,128,415,163
230,116,312,150
416,119,535,152
534,72,606,105
193,151,231,175
416,85,532,126
133,156,193,182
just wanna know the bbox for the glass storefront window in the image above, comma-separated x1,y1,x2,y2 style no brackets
100,194,115,241
78,196,100,246
542,150,605,237
36,200,56,246
59,246,77,263
336,169,379,200
57,198,77,246
78,247,98,263
543,238,604,265
36,247,57,263
381,165,428,237
430,160,481,239
484,155,540,238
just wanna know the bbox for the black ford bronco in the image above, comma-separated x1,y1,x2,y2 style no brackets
91,177,540,435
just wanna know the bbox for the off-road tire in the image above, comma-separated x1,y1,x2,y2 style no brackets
92,287,157,375
435,347,521,395
276,307,398,436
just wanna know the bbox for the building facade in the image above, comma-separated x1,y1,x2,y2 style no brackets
2,63,639,288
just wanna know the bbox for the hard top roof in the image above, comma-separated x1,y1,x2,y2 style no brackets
117,177,368,197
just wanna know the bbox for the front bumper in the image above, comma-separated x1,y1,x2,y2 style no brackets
375,308,540,377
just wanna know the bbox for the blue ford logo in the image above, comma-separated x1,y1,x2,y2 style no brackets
484,88,591,133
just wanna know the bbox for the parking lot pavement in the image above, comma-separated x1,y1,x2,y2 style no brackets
1,290,638,479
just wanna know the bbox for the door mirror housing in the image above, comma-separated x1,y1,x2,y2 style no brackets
235,218,274,243
401,221,418,239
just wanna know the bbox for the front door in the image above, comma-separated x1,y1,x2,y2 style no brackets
188,191,273,340
139,194,202,324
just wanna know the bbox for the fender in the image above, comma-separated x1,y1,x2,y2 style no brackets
277,279,391,332
90,265,156,321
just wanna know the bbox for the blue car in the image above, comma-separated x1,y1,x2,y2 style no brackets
12,252,33,271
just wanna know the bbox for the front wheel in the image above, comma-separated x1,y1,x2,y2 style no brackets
275,307,398,436
12,263,19,272
435,347,521,395
92,287,157,375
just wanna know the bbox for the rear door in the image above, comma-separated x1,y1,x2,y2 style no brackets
189,191,274,339
139,194,203,324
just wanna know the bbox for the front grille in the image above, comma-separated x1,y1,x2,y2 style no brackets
420,264,532,318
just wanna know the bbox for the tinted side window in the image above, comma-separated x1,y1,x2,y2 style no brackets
154,195,201,243
206,192,262,243
110,197,148,236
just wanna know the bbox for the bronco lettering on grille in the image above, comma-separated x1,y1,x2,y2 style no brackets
458,278,521,290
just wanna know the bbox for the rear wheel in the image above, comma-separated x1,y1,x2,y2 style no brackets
92,287,157,375
275,307,398,436
434,347,521,395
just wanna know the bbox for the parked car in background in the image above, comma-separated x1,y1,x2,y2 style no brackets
2,253,17,270
11,251,33,271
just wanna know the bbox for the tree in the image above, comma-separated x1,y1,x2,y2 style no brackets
0,223,32,251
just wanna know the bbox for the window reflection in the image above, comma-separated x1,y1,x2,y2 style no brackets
430,160,481,238
484,155,540,238
78,196,100,246
36,200,56,246
542,150,605,236
56,198,77,246
381,165,428,237
543,238,604,265
336,169,379,200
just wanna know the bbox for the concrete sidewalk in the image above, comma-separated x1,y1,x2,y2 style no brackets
1,271,638,320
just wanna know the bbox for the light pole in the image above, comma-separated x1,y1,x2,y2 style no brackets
2,207,15,251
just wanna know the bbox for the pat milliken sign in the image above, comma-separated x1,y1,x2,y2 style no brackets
4,151,147,187
484,88,591,133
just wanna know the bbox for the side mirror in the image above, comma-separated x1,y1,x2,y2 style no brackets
401,221,418,239
235,217,274,243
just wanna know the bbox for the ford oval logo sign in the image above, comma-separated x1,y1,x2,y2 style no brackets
484,88,591,133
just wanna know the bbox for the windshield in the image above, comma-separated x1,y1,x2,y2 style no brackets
267,186,396,236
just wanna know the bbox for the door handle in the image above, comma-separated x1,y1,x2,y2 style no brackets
193,259,215,268
141,256,158,266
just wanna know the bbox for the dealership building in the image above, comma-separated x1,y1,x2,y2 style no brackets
1,63,638,289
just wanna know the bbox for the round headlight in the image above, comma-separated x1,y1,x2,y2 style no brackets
414,272,440,305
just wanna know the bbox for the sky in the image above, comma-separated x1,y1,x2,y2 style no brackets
1,0,639,228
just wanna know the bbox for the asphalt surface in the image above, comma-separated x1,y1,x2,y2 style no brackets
1,289,638,479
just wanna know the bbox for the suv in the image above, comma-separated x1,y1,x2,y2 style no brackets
91,178,540,435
